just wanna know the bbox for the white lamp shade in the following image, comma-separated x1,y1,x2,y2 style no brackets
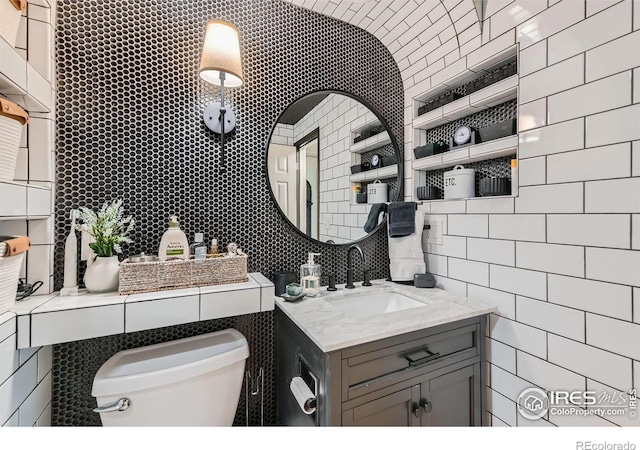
199,20,243,87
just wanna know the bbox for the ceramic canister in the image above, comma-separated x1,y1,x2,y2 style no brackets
443,165,475,199
367,180,388,204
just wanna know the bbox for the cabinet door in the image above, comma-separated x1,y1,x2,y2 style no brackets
420,363,481,426
343,384,422,426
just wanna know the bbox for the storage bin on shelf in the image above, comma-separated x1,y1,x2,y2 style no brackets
118,253,249,295
0,97,29,182
0,0,27,47
0,235,30,314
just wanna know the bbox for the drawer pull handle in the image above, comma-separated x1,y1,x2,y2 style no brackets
412,402,424,418
422,400,433,414
405,349,441,367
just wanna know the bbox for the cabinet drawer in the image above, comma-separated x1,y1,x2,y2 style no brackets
343,324,479,401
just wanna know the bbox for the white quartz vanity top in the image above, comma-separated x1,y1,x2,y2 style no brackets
8,273,274,349
275,280,497,353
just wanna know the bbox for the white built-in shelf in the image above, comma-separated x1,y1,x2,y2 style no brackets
350,131,391,154
0,36,52,113
8,273,275,349
350,164,398,183
413,75,518,131
0,181,51,219
412,135,517,172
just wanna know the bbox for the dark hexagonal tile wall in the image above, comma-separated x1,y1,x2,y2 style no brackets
53,0,403,426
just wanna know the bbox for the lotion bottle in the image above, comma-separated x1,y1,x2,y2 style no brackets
301,253,321,297
158,216,190,261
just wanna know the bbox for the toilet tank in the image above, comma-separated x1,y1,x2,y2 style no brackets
92,329,249,426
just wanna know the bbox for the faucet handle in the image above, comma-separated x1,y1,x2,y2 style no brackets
362,269,372,287
327,274,338,291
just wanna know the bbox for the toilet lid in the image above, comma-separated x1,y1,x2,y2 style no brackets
92,328,249,397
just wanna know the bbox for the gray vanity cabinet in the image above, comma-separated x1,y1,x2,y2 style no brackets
275,307,487,427
341,362,481,427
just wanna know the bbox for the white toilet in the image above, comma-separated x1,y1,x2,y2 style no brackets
91,328,249,426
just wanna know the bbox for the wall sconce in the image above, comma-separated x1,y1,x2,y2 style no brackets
199,20,244,173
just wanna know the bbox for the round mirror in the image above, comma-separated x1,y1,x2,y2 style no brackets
266,90,402,244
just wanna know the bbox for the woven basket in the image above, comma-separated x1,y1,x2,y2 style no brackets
0,0,26,47
0,97,29,182
0,235,30,315
118,254,249,295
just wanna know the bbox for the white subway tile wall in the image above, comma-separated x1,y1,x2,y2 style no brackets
0,1,55,427
292,94,379,244
0,315,51,426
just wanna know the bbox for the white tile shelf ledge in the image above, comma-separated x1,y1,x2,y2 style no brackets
412,135,517,172
0,35,52,113
0,181,51,219
349,164,398,182
5,272,275,349
413,75,518,131
350,131,391,154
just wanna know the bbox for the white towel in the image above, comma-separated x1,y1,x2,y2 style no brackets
388,212,426,281
388,212,425,259
390,259,426,282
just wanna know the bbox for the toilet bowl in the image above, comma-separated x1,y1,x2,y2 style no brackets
91,328,249,426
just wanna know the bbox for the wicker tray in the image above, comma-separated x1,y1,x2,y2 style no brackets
118,254,249,295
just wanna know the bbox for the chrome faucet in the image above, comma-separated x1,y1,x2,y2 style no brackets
346,244,365,289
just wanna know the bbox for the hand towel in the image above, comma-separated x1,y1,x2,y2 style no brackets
363,203,388,233
390,259,427,282
388,202,416,237
388,211,425,260
388,209,426,281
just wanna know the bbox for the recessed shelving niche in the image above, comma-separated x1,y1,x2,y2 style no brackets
411,47,519,202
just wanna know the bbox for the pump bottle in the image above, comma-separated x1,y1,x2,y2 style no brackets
301,253,321,297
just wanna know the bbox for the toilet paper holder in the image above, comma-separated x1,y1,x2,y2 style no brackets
293,356,318,412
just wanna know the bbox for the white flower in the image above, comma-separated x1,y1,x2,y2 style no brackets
75,199,135,257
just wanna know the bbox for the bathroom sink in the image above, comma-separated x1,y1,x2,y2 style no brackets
326,291,428,319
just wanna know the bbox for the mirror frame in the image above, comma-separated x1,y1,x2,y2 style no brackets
264,89,403,246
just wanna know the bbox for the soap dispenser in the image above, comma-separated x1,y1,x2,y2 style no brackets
158,216,190,261
301,253,321,297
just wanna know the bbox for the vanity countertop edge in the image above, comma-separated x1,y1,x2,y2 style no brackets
275,279,497,353
5,272,275,349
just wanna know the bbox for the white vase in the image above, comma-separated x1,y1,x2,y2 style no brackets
84,256,120,293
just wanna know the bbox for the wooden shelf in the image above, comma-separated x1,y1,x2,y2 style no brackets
0,36,52,113
413,75,518,131
0,181,51,219
350,131,391,154
412,135,517,172
350,164,398,183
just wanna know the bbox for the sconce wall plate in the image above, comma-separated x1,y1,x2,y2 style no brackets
203,102,236,134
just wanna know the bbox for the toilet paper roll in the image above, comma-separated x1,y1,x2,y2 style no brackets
290,377,316,415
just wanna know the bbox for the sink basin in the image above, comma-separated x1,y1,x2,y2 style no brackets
326,291,428,319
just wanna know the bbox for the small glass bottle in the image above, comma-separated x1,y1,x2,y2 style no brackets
209,238,219,256
301,253,321,297
190,233,207,260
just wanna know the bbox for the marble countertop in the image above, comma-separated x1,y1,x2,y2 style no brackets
275,279,497,353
